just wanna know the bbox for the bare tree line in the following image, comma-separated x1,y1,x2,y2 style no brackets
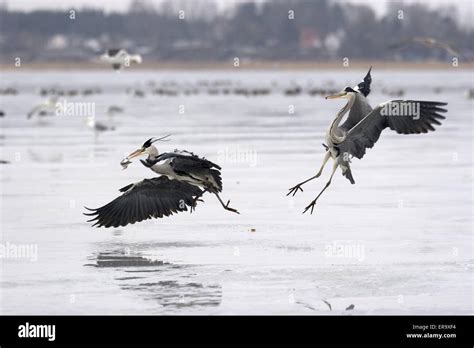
0,0,472,62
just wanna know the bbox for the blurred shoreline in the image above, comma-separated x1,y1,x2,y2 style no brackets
1,60,473,71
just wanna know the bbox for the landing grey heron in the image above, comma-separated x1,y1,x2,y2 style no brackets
85,135,239,228
287,67,447,214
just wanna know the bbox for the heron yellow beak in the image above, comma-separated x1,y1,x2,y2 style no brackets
325,91,347,99
126,148,146,160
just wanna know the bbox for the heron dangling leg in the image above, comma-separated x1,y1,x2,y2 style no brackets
287,151,331,196
213,192,240,214
303,161,339,214
190,189,207,213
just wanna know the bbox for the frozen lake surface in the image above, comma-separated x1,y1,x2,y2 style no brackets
0,69,472,314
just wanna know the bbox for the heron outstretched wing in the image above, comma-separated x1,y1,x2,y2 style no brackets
337,100,447,159
387,39,413,51
27,105,44,119
84,176,202,228
389,38,460,56
435,42,460,56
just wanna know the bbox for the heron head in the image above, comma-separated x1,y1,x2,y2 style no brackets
124,135,172,162
325,87,357,100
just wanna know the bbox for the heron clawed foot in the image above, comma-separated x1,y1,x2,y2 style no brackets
302,199,318,215
287,172,322,196
214,193,239,214
287,183,304,196
302,178,333,214
224,200,240,214
190,198,204,213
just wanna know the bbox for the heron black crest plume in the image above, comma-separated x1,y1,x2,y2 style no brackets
107,49,120,56
142,134,172,148
357,66,372,97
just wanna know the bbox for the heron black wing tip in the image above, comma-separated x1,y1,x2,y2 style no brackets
83,206,99,216
422,100,448,106
86,215,99,222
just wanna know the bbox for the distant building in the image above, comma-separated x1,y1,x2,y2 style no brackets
300,28,322,49
47,35,68,50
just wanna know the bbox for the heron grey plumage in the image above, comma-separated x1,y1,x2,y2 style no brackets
84,176,202,228
85,136,239,228
287,67,447,214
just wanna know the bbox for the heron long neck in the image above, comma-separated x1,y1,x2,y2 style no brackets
329,94,355,144
147,145,159,160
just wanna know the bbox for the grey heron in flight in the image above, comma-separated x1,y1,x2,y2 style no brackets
27,95,61,119
85,135,239,228
287,67,447,214
389,37,460,56
99,49,142,70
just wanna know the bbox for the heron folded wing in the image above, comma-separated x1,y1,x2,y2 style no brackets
159,151,221,170
84,176,202,228
167,154,223,192
107,49,121,56
338,100,447,159
339,95,374,132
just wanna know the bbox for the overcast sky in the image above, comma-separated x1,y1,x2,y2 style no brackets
2,0,472,27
